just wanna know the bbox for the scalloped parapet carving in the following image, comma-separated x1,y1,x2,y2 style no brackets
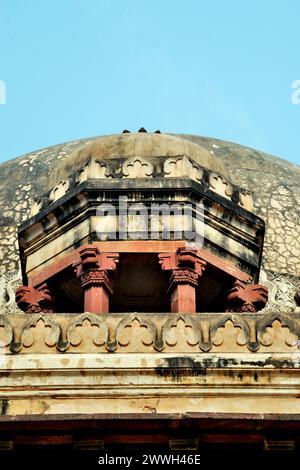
33,156,254,214
49,178,71,203
76,159,113,183
1,311,300,355
208,172,233,200
164,155,203,182
122,157,154,178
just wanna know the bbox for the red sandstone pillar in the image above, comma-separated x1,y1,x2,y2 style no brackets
170,281,197,313
79,270,113,313
159,248,206,314
73,245,119,314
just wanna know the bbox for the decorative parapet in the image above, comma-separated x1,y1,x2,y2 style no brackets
1,311,300,355
30,155,254,216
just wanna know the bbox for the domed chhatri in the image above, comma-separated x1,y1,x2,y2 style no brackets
1,130,300,448
0,131,299,278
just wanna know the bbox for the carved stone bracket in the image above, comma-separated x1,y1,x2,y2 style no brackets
15,283,56,314
73,245,119,314
224,280,268,313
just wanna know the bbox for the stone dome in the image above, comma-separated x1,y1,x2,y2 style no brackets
0,132,299,277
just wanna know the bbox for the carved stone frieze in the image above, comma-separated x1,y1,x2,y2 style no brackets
2,311,300,355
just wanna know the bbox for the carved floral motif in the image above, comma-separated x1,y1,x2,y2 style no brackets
259,269,300,312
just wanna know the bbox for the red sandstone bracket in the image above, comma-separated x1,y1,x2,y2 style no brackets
158,248,206,313
16,283,56,314
224,280,268,313
73,246,119,314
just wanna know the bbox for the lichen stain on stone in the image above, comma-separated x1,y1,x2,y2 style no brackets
38,400,50,415
0,399,9,415
155,356,208,381
155,355,300,383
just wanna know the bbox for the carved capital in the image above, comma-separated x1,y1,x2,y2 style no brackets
79,269,114,294
73,245,119,294
224,280,268,313
16,283,56,314
176,248,206,275
169,268,199,291
159,247,206,289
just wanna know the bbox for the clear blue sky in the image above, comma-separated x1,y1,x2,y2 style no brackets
0,0,299,165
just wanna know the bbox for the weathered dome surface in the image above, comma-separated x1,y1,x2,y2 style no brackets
0,133,299,277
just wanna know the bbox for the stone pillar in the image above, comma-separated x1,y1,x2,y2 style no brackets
16,283,56,313
159,248,206,313
73,245,119,314
224,280,268,312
